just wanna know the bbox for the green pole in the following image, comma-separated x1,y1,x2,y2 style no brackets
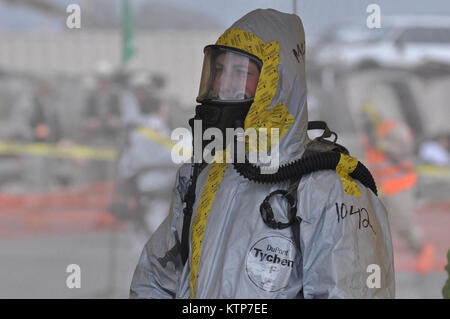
121,0,135,65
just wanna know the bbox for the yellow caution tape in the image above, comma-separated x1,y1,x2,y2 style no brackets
336,153,361,197
0,126,191,161
136,127,175,149
0,141,116,160
416,164,450,177
137,127,192,158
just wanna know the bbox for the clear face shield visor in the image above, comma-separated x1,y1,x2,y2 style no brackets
197,45,263,103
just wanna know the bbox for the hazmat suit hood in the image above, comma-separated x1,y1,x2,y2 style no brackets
215,8,309,166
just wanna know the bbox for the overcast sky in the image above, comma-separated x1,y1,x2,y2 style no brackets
165,0,450,36
1,0,450,37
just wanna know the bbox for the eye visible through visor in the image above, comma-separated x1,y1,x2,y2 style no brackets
197,45,263,103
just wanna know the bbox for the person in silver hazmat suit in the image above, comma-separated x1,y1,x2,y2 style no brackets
130,8,395,299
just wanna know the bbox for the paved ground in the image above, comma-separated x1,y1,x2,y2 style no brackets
393,200,450,298
0,198,448,299
0,230,446,299
0,229,146,299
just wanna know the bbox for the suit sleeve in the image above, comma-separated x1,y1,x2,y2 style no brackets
129,165,190,299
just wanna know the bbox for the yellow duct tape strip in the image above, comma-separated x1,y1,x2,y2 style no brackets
336,153,361,197
189,160,228,298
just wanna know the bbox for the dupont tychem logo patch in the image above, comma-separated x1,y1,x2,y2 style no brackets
246,236,297,292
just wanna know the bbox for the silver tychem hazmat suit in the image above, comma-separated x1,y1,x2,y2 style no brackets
130,9,395,299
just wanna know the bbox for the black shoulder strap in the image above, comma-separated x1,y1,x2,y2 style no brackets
180,163,203,265
287,179,302,253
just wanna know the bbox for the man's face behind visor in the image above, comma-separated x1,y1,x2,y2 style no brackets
197,46,262,103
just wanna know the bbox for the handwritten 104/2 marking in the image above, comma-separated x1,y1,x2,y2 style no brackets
335,203,376,234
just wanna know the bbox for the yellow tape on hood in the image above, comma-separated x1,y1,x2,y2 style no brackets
216,29,295,152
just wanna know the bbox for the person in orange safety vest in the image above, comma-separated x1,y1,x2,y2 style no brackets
361,103,434,274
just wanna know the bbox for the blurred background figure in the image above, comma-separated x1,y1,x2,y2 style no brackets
30,81,61,144
419,133,450,166
360,103,435,274
82,61,122,183
110,70,179,256
84,61,122,147
24,80,62,191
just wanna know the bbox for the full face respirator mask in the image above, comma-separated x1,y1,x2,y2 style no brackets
189,45,263,153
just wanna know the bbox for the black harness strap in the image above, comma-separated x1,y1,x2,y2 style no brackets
287,179,302,253
180,163,201,265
